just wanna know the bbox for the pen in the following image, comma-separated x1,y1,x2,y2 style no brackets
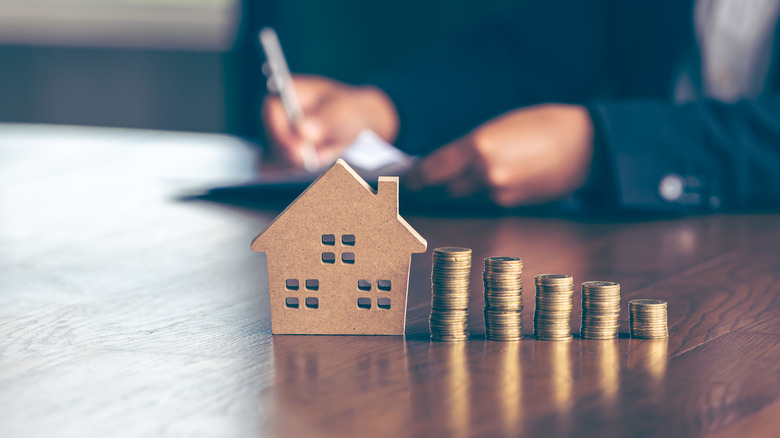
259,27,320,172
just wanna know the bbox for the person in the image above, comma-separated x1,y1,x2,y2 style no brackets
261,0,780,211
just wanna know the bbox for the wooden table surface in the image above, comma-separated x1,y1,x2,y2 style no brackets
2,125,780,438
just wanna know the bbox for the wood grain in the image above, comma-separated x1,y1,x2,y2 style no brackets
2,134,780,437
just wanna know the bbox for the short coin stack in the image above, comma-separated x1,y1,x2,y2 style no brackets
429,247,472,341
629,299,668,339
483,256,524,341
533,274,574,341
580,281,621,340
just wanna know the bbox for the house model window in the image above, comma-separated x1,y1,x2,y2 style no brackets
250,159,427,335
305,297,319,309
357,297,371,309
322,252,336,263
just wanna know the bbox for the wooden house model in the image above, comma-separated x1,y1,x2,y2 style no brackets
251,159,427,335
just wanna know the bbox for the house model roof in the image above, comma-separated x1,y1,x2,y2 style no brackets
252,159,426,253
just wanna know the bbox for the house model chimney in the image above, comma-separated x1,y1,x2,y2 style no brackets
377,176,399,215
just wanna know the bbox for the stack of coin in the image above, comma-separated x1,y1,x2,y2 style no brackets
580,281,621,340
483,256,524,341
430,247,472,341
533,274,574,341
629,299,668,339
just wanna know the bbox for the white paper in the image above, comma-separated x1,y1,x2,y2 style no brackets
340,129,413,171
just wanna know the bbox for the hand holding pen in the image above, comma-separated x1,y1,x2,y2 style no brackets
259,28,399,171
260,28,320,171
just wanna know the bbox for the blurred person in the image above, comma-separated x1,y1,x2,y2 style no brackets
261,0,780,211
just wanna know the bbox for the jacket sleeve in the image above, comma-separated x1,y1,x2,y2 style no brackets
587,96,780,211
365,0,610,155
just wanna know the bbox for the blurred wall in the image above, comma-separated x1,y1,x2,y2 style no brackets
0,46,226,132
0,0,234,133
0,0,515,134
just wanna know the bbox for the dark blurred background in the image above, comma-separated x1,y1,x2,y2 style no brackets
0,0,514,136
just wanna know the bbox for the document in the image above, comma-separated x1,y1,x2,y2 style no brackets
340,129,414,171
197,130,415,200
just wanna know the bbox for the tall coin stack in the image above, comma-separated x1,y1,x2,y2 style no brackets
533,274,574,341
483,256,523,341
580,281,621,340
629,299,668,339
430,247,472,341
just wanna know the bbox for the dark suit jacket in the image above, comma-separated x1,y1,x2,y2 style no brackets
367,0,780,211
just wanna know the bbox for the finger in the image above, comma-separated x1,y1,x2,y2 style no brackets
297,116,327,145
291,75,340,110
413,139,474,187
262,75,339,168
299,97,366,163
261,95,305,167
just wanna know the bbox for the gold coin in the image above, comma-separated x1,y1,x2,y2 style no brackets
629,299,667,307
430,248,473,341
482,256,524,341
